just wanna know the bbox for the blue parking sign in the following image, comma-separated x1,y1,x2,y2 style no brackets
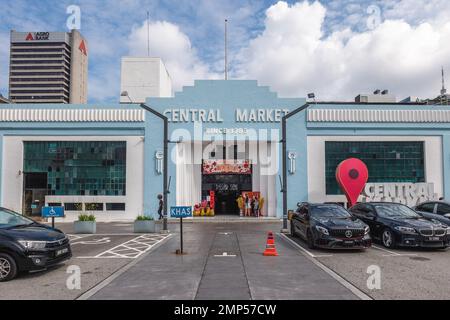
42,206,64,218
170,206,192,218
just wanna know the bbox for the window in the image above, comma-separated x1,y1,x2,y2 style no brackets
23,141,126,196
64,203,83,211
436,203,450,215
416,202,435,213
106,203,125,211
85,203,103,211
325,141,425,195
47,203,62,207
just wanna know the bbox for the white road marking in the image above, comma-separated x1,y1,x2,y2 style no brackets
372,245,418,257
214,252,236,257
278,233,372,300
77,234,171,259
279,233,333,258
76,233,173,300
71,237,111,245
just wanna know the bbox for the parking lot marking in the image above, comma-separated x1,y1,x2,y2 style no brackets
278,233,372,300
278,233,333,258
372,245,418,257
214,252,236,257
71,237,111,245
77,234,171,259
76,233,173,300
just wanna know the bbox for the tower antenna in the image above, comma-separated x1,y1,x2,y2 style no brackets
224,19,228,80
147,11,150,56
441,66,447,95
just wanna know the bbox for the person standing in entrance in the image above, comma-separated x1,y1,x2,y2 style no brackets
250,197,256,217
236,195,244,217
259,196,265,217
254,195,260,217
157,194,164,220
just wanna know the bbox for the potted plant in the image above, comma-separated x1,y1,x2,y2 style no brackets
74,214,97,234
134,215,155,233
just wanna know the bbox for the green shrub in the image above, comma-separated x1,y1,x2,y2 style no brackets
78,214,96,222
136,215,154,221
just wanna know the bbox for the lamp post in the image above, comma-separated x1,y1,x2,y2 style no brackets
120,91,169,232
281,102,310,232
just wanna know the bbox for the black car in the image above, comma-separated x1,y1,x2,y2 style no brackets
290,203,372,249
349,202,449,249
413,201,450,227
0,207,72,281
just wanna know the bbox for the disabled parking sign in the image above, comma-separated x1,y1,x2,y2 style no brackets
42,206,65,218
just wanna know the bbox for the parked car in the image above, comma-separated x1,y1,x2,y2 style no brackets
349,202,449,249
413,201,450,227
0,207,72,281
290,203,372,249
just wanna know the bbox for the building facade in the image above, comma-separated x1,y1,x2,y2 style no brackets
9,30,88,104
120,57,172,103
1,80,450,221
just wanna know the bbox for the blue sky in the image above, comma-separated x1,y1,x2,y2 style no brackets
1,0,449,102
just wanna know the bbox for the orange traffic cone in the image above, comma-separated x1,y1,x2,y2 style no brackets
263,231,278,256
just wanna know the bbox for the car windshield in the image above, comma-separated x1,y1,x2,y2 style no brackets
0,208,34,229
310,205,351,218
374,204,421,219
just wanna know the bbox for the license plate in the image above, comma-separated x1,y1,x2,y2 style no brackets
344,241,354,245
427,237,441,241
56,248,69,256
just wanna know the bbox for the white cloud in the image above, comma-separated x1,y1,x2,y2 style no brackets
127,20,219,91
235,0,450,101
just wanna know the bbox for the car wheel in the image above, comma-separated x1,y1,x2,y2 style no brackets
381,229,396,249
290,221,296,237
306,229,316,249
0,253,18,282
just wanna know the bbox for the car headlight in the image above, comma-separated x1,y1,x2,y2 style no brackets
394,226,417,234
18,240,47,250
364,226,370,235
315,225,329,235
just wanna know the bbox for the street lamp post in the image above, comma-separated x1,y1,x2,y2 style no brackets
120,91,169,232
140,103,169,233
281,102,310,232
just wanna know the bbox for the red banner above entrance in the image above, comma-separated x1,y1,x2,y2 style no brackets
202,160,251,174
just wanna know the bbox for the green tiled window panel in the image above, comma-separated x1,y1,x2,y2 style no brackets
325,141,425,195
23,141,126,196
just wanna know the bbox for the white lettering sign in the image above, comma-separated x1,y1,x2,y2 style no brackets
362,183,438,207
163,108,290,123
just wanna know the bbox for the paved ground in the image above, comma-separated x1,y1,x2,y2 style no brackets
285,233,450,300
2,220,450,300
0,222,171,300
88,223,359,300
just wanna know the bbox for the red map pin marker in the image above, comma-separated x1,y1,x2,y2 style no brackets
335,158,369,208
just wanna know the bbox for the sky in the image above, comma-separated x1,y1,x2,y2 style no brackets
0,0,449,103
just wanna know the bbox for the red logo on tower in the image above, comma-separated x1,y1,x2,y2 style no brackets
78,40,87,56
25,33,34,41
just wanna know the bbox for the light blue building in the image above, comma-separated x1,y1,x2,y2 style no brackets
1,80,449,221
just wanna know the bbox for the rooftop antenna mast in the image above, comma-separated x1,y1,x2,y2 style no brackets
224,19,228,80
147,11,150,56
441,66,447,95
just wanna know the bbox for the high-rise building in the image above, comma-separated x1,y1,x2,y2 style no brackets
9,30,88,104
120,57,172,103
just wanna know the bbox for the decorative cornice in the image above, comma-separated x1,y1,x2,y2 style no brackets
308,109,450,123
0,109,145,122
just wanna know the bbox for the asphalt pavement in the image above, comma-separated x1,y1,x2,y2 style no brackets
87,223,360,300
